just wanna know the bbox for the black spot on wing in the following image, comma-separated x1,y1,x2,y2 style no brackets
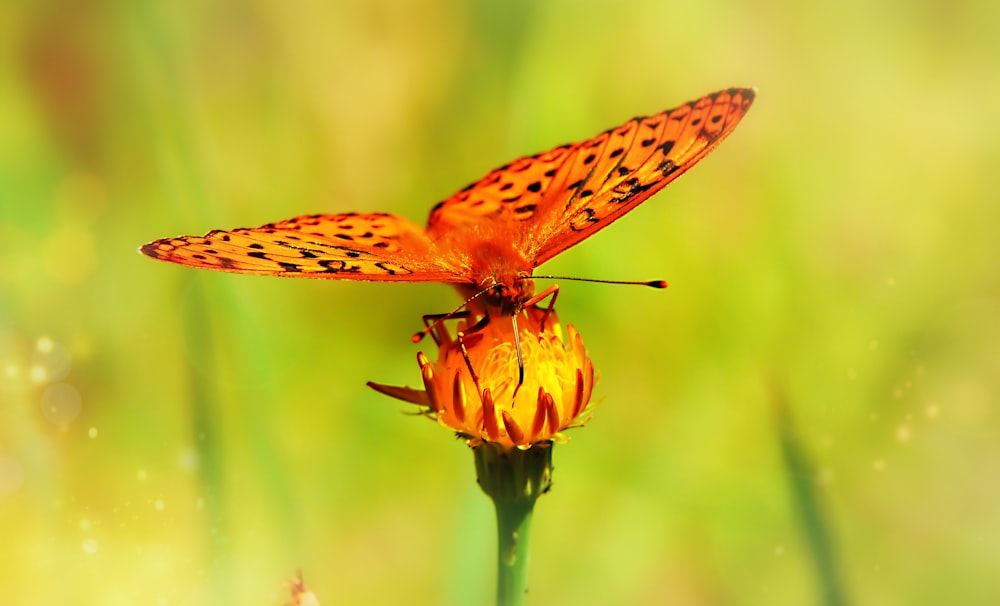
569,207,600,232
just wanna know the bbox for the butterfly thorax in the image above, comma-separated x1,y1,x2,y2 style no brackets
459,239,535,315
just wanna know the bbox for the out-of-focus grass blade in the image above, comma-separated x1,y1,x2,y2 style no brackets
775,388,849,606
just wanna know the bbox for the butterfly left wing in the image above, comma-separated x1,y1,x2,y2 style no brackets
141,212,466,282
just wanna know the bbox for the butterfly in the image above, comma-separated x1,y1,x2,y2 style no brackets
142,87,755,321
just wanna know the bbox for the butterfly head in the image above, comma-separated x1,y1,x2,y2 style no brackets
459,273,535,316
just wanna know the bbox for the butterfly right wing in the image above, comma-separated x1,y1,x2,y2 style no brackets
141,212,468,282
424,88,755,266
527,88,755,265
424,143,579,237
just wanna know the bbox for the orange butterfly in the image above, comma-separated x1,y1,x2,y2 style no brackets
142,88,755,319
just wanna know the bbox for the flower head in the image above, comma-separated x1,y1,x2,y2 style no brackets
369,306,595,449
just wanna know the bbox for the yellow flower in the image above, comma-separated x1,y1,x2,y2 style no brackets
369,306,595,449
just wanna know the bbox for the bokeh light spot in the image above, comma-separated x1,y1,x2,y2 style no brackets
40,382,82,425
36,337,54,353
30,365,47,383
32,338,72,383
177,449,198,471
82,539,99,555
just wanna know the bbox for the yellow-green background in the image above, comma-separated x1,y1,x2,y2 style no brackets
2,1,998,604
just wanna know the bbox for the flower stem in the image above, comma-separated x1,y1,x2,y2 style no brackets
474,443,553,606
494,497,535,606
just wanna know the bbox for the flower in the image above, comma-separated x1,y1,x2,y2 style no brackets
369,306,596,449
285,571,320,606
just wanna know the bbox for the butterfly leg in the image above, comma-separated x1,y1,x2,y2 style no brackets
455,329,486,399
509,313,526,395
415,310,473,346
457,313,526,400
523,284,560,334
510,285,560,396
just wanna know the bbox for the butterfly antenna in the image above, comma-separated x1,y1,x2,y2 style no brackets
411,284,495,343
528,275,668,289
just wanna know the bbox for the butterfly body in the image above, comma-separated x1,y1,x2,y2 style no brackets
142,88,755,317
446,233,535,311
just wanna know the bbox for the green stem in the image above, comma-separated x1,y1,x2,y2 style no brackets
473,442,553,606
494,498,535,606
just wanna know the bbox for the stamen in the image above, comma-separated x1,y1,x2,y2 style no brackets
501,411,526,446
530,386,548,438
481,388,500,441
542,391,559,435
451,371,466,424
418,353,440,412
570,369,586,420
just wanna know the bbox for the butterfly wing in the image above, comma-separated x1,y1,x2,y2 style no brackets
424,88,755,266
141,212,467,282
528,87,755,265
425,143,576,235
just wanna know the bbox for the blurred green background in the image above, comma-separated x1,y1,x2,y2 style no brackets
2,0,999,604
